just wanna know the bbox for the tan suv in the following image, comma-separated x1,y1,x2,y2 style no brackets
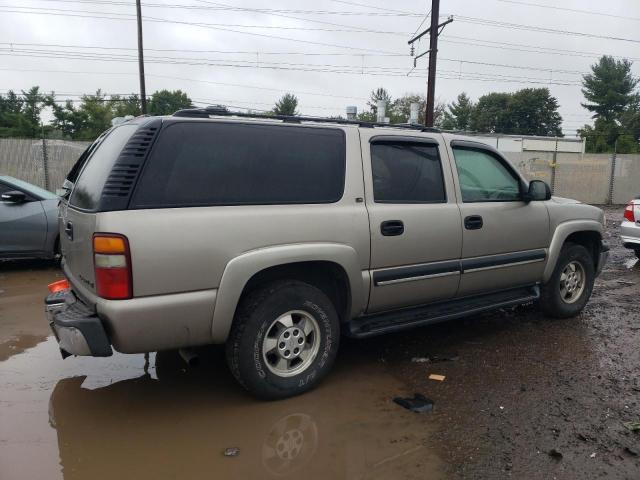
45,108,609,399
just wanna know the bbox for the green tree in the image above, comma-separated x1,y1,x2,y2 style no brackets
440,92,474,130
470,88,562,136
469,92,511,133
0,91,26,137
579,56,640,152
20,86,48,137
367,87,392,117
49,90,113,140
582,56,639,122
272,93,299,116
148,89,193,115
391,93,425,124
111,94,141,117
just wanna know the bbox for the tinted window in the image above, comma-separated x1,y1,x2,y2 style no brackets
132,122,345,207
69,124,139,210
370,142,446,203
453,148,521,202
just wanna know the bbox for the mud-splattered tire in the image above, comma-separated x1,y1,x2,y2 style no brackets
226,280,340,400
540,243,595,318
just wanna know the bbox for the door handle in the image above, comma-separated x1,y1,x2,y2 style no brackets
381,220,404,236
464,215,483,230
64,221,73,240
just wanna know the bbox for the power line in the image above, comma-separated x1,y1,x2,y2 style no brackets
0,45,606,79
22,0,425,16
0,7,405,54
496,0,640,22
455,15,640,44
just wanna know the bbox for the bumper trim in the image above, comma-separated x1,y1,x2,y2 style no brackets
46,292,112,357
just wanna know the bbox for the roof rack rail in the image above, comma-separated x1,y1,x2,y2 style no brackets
172,106,441,133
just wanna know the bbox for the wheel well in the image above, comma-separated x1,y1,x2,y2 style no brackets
564,231,601,267
238,261,351,322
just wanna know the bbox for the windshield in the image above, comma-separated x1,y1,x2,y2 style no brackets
0,175,58,200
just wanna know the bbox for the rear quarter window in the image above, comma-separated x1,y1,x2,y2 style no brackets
131,122,346,208
69,124,139,210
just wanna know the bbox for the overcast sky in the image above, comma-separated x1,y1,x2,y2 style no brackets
1,0,639,135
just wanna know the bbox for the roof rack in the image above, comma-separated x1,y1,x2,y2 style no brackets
172,106,440,133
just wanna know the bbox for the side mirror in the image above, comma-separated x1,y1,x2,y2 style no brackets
523,180,551,202
1,190,27,204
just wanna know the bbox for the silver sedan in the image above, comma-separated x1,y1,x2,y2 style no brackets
0,175,59,260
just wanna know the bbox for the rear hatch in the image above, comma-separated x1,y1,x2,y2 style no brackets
60,123,143,297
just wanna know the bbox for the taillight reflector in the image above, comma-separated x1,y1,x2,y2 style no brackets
48,279,70,293
624,202,636,223
93,234,132,300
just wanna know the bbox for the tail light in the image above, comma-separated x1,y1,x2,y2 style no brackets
624,202,636,223
93,234,132,300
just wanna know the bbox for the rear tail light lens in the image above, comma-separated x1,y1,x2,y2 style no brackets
93,234,132,299
624,202,636,223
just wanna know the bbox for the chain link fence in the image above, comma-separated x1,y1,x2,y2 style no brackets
0,138,91,192
0,136,638,204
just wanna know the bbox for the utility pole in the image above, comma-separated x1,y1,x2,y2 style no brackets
408,1,453,127
136,0,147,114
425,0,440,127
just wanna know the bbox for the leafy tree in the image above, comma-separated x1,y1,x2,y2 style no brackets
273,93,299,116
391,93,425,124
148,89,193,115
111,94,141,117
0,87,52,137
49,91,114,140
470,88,562,136
469,92,511,133
582,56,639,122
440,92,474,130
0,91,26,137
367,87,392,117
579,56,640,152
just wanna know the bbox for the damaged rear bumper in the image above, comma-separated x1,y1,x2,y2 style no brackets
45,291,112,358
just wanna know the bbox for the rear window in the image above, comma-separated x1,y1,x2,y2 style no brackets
69,124,139,210
131,122,346,208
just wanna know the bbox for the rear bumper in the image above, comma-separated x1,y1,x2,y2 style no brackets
45,291,112,358
621,220,640,249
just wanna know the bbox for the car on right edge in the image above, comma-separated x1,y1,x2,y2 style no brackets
621,196,640,259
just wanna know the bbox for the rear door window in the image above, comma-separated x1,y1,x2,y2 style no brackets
370,142,446,203
131,122,346,207
69,124,139,210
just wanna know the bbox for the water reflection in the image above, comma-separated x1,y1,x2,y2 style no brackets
47,347,442,480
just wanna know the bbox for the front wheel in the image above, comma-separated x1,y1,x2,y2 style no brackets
226,280,340,400
540,243,595,318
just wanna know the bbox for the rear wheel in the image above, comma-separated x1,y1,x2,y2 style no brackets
226,280,340,400
635,249,640,260
540,243,595,318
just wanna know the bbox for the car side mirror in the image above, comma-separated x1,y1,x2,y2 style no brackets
1,190,27,204
523,180,551,202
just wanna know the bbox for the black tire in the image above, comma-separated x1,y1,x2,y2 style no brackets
635,250,640,260
226,280,340,400
540,243,595,318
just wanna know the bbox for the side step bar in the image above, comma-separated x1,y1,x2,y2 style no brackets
348,285,540,338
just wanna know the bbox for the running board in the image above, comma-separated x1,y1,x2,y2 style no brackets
348,285,540,338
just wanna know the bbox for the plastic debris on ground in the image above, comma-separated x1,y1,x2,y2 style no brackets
223,447,240,457
428,374,446,381
622,420,640,432
393,393,434,413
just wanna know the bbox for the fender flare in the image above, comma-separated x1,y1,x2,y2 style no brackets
211,243,366,343
542,220,604,282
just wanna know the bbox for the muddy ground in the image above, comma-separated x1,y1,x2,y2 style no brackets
0,206,638,479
